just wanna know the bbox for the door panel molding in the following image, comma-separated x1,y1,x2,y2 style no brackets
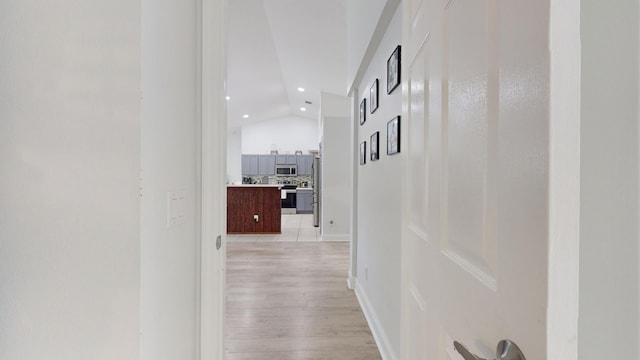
407,284,429,359
408,38,429,239
441,0,498,286
401,0,579,358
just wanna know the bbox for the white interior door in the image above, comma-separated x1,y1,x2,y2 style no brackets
400,0,579,359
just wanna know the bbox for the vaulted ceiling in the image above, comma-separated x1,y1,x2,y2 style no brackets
226,0,348,129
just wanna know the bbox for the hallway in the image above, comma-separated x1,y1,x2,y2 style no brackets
225,216,381,359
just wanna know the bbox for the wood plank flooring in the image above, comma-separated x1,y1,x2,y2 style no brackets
225,240,381,360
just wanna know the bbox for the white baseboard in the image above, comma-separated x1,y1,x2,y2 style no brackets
347,275,355,290
354,279,399,360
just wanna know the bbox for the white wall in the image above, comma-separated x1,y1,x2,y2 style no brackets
353,5,402,358
0,1,141,359
140,0,203,359
321,117,351,240
227,129,242,184
321,92,351,118
241,115,319,154
346,0,387,91
320,93,352,241
580,0,640,358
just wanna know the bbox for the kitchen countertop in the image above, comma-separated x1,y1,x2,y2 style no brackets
228,184,314,190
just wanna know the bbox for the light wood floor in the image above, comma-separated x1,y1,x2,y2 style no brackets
225,238,381,359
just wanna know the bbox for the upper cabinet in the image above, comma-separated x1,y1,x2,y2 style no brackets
258,155,276,175
275,155,297,165
243,154,314,176
242,154,276,176
297,155,314,175
241,154,259,175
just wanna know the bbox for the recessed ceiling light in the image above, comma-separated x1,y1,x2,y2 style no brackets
297,87,305,92
300,107,307,112
225,96,230,100
243,114,249,119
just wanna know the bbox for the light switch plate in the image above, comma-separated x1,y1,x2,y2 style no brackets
167,190,186,227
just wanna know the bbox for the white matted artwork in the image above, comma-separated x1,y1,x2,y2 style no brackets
370,79,379,114
387,45,401,94
387,116,400,155
370,131,379,161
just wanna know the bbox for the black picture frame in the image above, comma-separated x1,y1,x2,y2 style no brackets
360,141,367,165
359,98,366,125
370,79,379,114
387,116,401,155
370,132,379,161
387,45,401,94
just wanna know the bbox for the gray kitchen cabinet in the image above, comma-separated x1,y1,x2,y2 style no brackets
242,154,258,175
296,155,314,175
275,154,297,165
296,189,313,214
258,155,276,175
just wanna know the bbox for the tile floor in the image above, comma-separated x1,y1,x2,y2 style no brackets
227,214,321,242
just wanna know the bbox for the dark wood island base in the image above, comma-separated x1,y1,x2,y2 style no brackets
227,185,282,234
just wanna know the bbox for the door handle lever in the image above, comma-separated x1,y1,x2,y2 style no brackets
454,339,526,360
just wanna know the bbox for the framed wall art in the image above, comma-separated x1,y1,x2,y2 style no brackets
387,45,401,94
387,116,401,155
370,79,379,114
370,131,379,161
360,141,367,165
360,98,366,125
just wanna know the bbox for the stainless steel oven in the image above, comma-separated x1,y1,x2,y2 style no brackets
281,185,297,209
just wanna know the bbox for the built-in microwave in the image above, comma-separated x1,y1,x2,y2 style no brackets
276,165,297,176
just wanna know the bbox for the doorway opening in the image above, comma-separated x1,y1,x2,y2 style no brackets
220,1,367,358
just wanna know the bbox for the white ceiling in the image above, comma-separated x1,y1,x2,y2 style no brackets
226,0,348,129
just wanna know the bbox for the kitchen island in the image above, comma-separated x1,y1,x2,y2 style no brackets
227,185,282,234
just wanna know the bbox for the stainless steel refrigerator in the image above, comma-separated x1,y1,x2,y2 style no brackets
312,156,320,227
